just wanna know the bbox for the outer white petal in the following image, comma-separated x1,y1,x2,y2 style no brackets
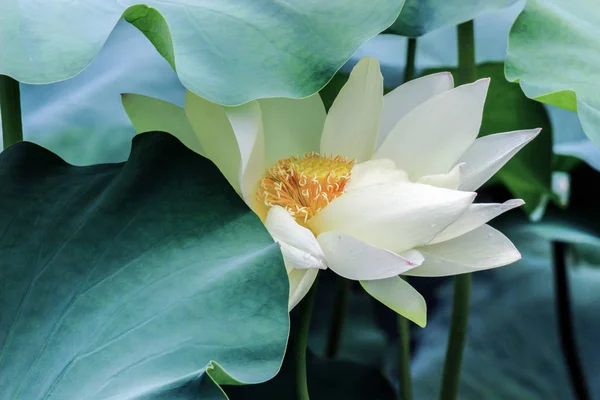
122,94,201,155
417,163,464,190
374,79,490,180
346,159,408,192
266,206,327,270
317,233,423,280
360,277,427,327
185,91,242,193
378,72,454,146
259,95,325,167
320,57,383,162
288,268,319,311
308,182,476,253
458,128,542,191
429,199,525,244
406,225,521,277
224,102,265,207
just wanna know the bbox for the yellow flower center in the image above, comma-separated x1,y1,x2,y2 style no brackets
257,153,354,223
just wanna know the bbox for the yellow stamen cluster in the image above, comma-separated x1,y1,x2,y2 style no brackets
258,153,354,223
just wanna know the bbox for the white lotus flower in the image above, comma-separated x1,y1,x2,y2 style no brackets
124,57,540,327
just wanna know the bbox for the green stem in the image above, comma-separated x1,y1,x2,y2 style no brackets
552,242,591,400
295,277,319,400
438,21,476,400
403,38,417,83
0,75,23,149
456,20,476,85
439,274,472,400
398,308,412,400
325,278,349,358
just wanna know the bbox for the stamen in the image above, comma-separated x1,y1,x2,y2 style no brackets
257,152,354,224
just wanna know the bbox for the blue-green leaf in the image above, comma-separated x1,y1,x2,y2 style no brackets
505,0,600,148
1,0,405,105
0,132,288,399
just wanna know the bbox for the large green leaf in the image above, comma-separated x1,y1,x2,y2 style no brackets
505,0,600,147
0,132,288,399
388,0,518,37
0,0,404,105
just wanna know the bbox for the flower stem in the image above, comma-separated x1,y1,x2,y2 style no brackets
552,242,591,400
325,277,349,358
438,20,476,400
295,277,319,400
439,273,471,400
398,296,412,400
456,20,476,85
0,75,23,149
403,38,417,83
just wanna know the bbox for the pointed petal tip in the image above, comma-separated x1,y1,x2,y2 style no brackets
512,198,526,207
359,56,380,66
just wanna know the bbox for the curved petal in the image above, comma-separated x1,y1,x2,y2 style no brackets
259,95,326,167
184,90,242,193
308,182,476,253
346,159,408,192
288,268,319,311
374,79,490,180
417,162,464,190
265,206,327,269
320,57,383,162
378,72,454,146
458,128,542,191
360,277,426,327
406,225,521,277
429,199,525,244
224,102,265,206
122,94,202,155
317,232,423,280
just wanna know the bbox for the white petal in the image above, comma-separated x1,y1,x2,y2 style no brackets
317,232,423,280
184,91,242,193
346,159,408,192
224,102,265,206
122,94,201,155
288,268,319,311
374,79,490,180
259,95,325,167
378,72,454,146
360,277,427,327
406,225,521,277
266,206,327,269
308,182,476,253
417,163,464,190
279,243,327,270
458,128,542,191
320,57,383,162
430,199,525,244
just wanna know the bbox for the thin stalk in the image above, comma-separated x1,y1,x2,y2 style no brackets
325,278,349,358
439,274,471,400
438,21,476,400
398,303,412,400
396,37,418,400
294,277,319,400
403,38,417,82
456,20,476,85
553,242,591,400
0,75,23,149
